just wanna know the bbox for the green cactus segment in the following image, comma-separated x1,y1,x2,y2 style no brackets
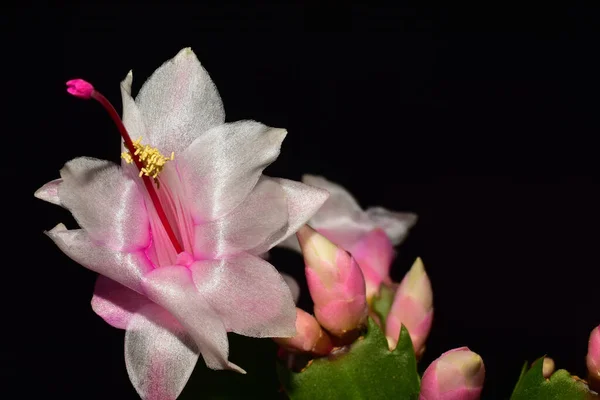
510,357,592,400
277,318,420,400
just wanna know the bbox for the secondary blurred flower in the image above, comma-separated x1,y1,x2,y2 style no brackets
278,175,417,299
419,347,485,400
588,325,600,391
296,225,368,338
274,308,333,356
36,48,328,400
386,257,433,355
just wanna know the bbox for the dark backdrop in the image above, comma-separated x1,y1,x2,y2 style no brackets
5,3,599,399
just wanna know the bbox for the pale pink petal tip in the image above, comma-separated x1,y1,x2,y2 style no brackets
66,79,94,99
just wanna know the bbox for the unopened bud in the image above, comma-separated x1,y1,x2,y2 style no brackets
297,225,368,337
542,357,555,379
419,347,485,400
273,308,333,356
386,257,433,354
587,325,600,392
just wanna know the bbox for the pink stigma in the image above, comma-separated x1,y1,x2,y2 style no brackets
66,79,94,99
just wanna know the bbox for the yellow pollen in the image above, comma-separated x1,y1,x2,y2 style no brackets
121,137,175,184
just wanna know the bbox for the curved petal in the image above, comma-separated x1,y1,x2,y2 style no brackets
125,303,199,400
193,178,287,259
58,157,150,251
46,224,152,293
135,48,225,155
91,275,152,329
180,121,286,223
300,175,373,249
141,265,244,373
120,71,148,174
190,253,296,338
364,207,418,246
250,177,330,255
302,174,363,219
34,178,62,206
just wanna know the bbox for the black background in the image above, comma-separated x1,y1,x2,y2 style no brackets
5,3,600,399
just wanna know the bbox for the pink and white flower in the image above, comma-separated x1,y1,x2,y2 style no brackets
36,48,328,400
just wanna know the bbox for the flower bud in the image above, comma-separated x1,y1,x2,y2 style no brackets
419,347,485,400
274,308,333,356
542,357,555,379
587,325,600,391
297,225,368,337
349,228,394,301
386,257,433,354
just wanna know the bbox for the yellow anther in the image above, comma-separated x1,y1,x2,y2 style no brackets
121,137,174,185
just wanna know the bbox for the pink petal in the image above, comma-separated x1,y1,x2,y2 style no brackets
34,178,62,206
58,157,150,252
180,121,286,223
141,265,244,372
350,228,394,279
46,225,152,293
134,48,225,155
91,275,152,329
250,177,330,255
125,303,199,400
364,207,417,246
193,177,288,259
190,252,296,338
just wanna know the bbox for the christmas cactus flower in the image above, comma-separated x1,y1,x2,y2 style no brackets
278,175,417,299
35,48,329,400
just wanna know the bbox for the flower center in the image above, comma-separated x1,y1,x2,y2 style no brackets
66,79,184,254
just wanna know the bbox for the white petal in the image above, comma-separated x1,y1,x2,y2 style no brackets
364,207,418,246
190,253,296,338
91,275,152,329
180,121,286,222
119,71,148,172
135,48,225,154
58,157,150,251
141,266,244,373
251,177,330,254
193,177,287,259
34,178,62,206
125,304,199,400
46,225,152,293
300,174,373,249
302,174,363,217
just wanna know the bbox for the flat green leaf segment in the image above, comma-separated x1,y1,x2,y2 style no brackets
511,358,593,400
278,318,420,400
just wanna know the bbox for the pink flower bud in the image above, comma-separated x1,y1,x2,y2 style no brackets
297,225,368,337
587,325,600,391
542,357,555,379
419,347,485,400
386,257,433,354
66,79,94,99
274,308,333,356
349,228,394,300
